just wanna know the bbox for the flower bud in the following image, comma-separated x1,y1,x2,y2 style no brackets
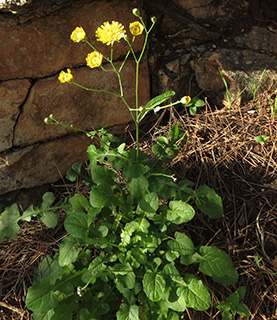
154,106,161,114
49,114,55,120
151,16,157,23
44,117,50,124
180,96,191,105
132,8,140,17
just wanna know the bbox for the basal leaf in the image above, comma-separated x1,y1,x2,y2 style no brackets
81,255,106,284
168,311,180,320
166,288,187,312
0,204,20,239
116,303,139,320
167,232,194,256
25,278,59,320
138,193,159,217
40,210,58,228
127,176,149,201
69,193,90,213
195,185,223,219
89,185,118,209
109,263,133,276
120,221,138,247
51,295,77,320
198,246,238,285
59,236,81,266
90,163,116,185
41,192,55,209
64,212,89,238
167,200,195,224
143,270,166,302
177,274,211,311
163,264,185,285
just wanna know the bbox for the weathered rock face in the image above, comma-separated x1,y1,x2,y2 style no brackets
0,0,150,197
144,0,277,107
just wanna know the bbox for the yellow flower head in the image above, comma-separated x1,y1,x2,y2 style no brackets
86,51,103,69
129,21,144,36
95,21,126,46
70,27,86,43
58,69,73,83
180,96,191,105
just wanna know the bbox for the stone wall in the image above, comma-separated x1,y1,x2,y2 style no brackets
1,0,277,208
144,0,277,106
0,0,150,201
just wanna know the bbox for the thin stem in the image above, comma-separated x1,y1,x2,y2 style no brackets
84,39,110,62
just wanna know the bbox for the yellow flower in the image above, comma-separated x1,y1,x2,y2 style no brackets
95,21,126,46
58,69,73,83
129,21,144,36
86,51,103,69
70,27,86,43
180,96,191,105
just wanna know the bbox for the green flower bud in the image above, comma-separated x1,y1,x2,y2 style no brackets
132,8,140,17
151,16,157,23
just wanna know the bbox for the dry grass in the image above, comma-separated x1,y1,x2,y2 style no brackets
0,94,276,319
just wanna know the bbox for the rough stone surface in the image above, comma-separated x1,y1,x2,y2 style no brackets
0,0,144,80
0,134,90,195
13,59,150,146
144,0,277,107
0,79,31,151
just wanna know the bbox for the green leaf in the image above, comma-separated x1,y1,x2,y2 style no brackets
140,233,161,253
236,302,251,316
192,97,205,107
0,204,20,239
143,270,166,302
116,303,139,320
40,210,58,228
195,185,223,219
168,311,180,320
189,106,197,116
167,232,194,256
198,246,238,285
166,200,195,224
81,255,106,284
25,278,58,320
51,295,77,320
59,236,81,266
222,310,233,320
66,162,82,181
254,135,268,145
127,176,149,201
89,185,118,209
90,163,116,185
69,193,90,212
236,286,246,300
120,221,138,247
109,263,133,276
131,248,147,265
138,192,159,217
165,288,187,312
41,192,55,209
138,91,175,123
163,264,186,286
64,212,89,238
177,274,211,311
168,123,185,141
